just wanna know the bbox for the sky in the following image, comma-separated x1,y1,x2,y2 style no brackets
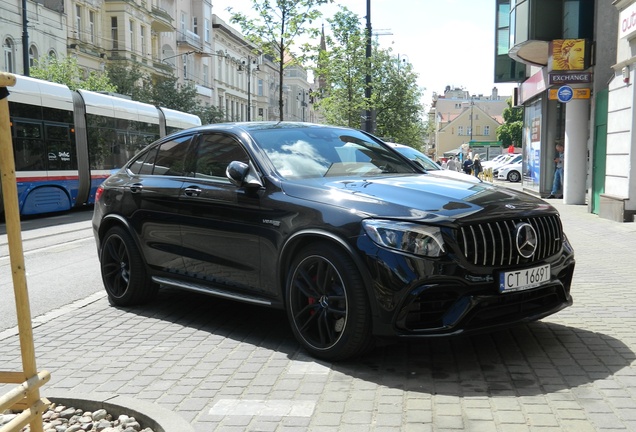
210,0,516,109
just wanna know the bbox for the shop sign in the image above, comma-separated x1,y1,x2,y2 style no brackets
549,72,592,84
548,87,591,101
557,86,573,103
620,2,636,40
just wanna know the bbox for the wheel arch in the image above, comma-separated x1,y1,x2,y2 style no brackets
96,214,139,254
279,230,380,318
21,185,72,215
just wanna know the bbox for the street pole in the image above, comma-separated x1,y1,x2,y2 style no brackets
247,55,251,122
22,0,29,76
470,98,474,142
365,0,372,133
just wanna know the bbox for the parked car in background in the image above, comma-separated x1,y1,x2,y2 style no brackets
481,153,509,170
492,153,523,177
497,161,523,182
93,122,575,361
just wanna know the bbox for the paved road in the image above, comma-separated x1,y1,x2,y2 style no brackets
1,185,636,431
0,208,99,331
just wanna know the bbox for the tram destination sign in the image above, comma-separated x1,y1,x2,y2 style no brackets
549,72,592,85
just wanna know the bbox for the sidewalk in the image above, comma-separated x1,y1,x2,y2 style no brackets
1,189,636,432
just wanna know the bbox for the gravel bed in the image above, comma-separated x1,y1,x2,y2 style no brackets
0,402,155,432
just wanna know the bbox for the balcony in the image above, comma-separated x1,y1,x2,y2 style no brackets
177,30,201,50
151,6,173,33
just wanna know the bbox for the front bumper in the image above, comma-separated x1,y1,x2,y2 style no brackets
358,235,576,338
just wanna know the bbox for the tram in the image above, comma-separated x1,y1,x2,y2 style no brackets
1,75,202,217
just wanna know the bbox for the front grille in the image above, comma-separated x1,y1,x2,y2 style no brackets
456,215,563,266
464,285,566,329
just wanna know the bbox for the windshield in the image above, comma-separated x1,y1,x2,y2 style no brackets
392,146,441,171
250,127,420,179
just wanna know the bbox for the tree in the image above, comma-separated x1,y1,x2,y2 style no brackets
144,76,200,114
496,97,523,147
31,56,116,92
311,7,425,145
196,104,226,124
313,7,367,128
229,0,331,121
106,62,148,101
372,48,426,146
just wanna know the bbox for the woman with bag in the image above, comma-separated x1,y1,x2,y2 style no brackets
472,154,482,178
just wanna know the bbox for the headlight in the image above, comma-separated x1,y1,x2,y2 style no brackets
362,220,446,257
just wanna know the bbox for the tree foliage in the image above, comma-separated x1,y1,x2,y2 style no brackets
31,56,116,92
313,8,367,128
372,48,426,146
312,6,425,146
229,0,331,121
496,97,523,147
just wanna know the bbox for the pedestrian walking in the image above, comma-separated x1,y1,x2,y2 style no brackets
547,142,564,199
472,154,482,178
463,156,473,175
447,156,457,171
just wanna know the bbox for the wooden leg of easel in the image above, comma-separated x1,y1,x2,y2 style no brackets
0,74,45,432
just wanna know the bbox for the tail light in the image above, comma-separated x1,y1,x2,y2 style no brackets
95,184,105,202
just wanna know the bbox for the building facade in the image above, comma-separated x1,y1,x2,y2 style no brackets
1,0,315,124
2,0,67,74
497,0,635,221
431,86,509,160
605,0,636,222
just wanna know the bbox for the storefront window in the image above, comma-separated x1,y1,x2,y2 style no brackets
523,98,542,191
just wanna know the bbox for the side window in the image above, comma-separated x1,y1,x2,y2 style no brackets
129,147,158,175
128,135,192,176
193,133,249,181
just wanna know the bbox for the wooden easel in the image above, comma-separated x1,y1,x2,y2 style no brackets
0,72,50,432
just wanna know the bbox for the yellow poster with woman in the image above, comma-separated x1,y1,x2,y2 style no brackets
550,39,588,71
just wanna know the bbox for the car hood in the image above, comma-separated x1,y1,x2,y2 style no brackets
425,169,481,183
281,174,553,223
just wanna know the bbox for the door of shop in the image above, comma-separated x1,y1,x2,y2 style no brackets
592,89,608,214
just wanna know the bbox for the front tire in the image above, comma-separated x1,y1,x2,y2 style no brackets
100,226,158,306
507,170,521,182
286,243,374,361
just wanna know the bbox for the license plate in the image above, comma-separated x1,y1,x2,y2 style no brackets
499,264,551,293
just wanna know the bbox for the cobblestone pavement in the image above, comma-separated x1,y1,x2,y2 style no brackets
2,189,636,431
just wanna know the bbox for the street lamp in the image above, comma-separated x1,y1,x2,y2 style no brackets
470,97,474,142
162,50,198,65
297,89,310,122
238,55,259,121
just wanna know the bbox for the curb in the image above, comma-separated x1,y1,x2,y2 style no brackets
45,391,194,432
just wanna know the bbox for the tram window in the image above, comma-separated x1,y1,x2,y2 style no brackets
130,133,153,154
42,107,73,124
87,113,115,129
13,132,46,172
46,124,69,141
15,122,41,139
138,122,158,134
150,135,193,176
9,102,42,120
88,127,117,170
46,124,76,171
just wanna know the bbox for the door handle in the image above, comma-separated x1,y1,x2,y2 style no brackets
184,186,202,197
129,183,143,193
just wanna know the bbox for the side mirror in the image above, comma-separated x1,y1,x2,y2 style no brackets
226,161,263,189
